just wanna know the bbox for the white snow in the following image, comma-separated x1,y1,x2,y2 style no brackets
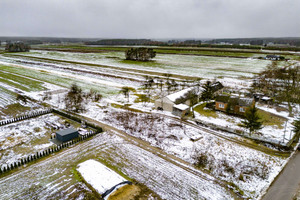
173,103,189,110
166,88,193,102
77,159,127,195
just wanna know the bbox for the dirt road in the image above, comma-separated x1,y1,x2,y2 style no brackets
262,151,300,200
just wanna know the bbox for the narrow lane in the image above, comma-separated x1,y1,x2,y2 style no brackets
262,151,300,200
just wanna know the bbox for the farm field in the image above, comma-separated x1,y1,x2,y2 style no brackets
34,44,300,59
0,47,298,200
0,132,233,200
4,50,273,79
0,62,120,97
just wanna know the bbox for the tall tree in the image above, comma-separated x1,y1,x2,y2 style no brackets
252,62,300,115
187,90,199,118
5,42,30,52
201,81,214,101
64,84,85,112
292,117,300,143
240,105,263,135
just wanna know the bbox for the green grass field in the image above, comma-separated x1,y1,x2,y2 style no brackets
34,44,300,60
0,64,119,97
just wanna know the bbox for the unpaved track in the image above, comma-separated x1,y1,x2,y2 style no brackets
262,151,300,200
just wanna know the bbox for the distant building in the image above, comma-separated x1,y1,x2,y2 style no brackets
56,128,79,143
215,95,255,116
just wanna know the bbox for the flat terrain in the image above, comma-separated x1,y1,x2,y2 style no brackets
0,45,298,199
0,132,232,200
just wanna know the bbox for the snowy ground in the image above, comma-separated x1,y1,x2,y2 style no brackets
12,82,288,198
0,113,80,166
77,159,127,196
0,132,233,200
0,50,296,199
84,103,286,198
12,50,272,79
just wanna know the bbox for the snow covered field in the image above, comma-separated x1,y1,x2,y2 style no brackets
0,49,296,199
9,50,271,79
80,102,286,199
0,60,121,97
0,132,233,200
0,86,16,108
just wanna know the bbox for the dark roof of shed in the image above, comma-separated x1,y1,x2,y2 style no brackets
56,128,78,136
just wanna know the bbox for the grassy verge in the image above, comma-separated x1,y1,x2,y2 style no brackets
257,109,285,129
194,103,218,118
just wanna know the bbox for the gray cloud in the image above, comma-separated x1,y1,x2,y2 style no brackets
0,0,299,38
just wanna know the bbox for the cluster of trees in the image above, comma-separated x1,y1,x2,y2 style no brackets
125,48,156,61
64,84,102,112
5,42,30,52
251,62,300,115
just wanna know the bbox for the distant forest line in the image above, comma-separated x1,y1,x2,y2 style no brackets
1,37,300,51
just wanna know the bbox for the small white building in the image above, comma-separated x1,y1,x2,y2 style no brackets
155,88,195,116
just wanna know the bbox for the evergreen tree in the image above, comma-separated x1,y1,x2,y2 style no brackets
240,105,263,134
292,117,300,142
201,81,214,101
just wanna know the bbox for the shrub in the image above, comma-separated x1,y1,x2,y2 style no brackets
194,153,208,168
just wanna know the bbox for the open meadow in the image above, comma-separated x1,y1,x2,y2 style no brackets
0,46,298,200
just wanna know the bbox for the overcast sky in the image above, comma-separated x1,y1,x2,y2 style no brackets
0,0,299,39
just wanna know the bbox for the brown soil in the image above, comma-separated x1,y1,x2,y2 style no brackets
107,184,141,200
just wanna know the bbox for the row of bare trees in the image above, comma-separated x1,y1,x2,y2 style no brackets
251,62,300,115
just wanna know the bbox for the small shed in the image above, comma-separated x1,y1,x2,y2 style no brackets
172,103,190,117
56,128,79,142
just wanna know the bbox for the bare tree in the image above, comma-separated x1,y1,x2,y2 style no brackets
64,84,85,112
252,62,300,115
